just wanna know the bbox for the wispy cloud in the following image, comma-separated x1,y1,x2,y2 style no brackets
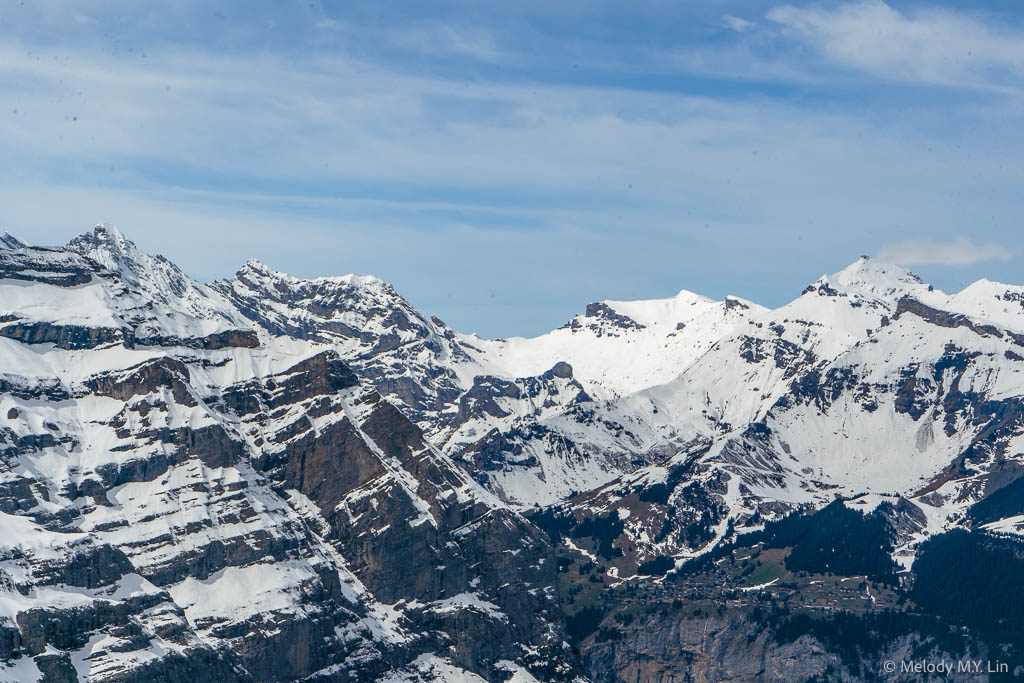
767,1,1024,88
722,15,755,33
0,42,938,206
876,236,1012,266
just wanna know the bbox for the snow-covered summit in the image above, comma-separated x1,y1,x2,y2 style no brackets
0,225,256,350
67,225,244,322
66,224,152,282
221,256,443,348
0,232,27,250
940,277,1024,333
598,289,717,328
237,258,387,290
805,256,934,305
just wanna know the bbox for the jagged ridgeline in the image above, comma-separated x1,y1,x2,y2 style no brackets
3,226,1024,682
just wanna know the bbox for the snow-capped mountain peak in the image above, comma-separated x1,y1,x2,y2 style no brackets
941,277,1024,332
65,224,241,322
597,289,716,328
66,223,143,274
0,232,27,250
810,255,934,306
238,257,389,291
223,259,426,341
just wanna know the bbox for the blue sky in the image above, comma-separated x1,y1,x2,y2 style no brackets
2,1,1024,337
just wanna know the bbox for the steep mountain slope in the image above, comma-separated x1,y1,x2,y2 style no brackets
535,262,1024,579
0,229,575,682
443,258,942,505
211,261,767,506
213,259,472,426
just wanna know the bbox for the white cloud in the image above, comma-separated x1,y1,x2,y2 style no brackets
767,1,1024,87
722,15,754,33
876,236,1013,266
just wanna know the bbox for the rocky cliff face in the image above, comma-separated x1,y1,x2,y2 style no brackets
213,259,472,427
0,228,576,682
581,606,995,683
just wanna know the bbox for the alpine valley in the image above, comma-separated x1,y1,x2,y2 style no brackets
2,225,1024,682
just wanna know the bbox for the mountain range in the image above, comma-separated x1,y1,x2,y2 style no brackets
2,226,1024,682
